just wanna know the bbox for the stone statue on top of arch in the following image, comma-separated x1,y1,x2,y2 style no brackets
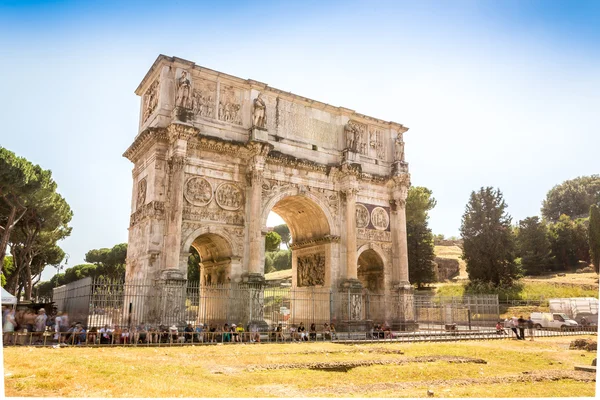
345,121,360,152
252,93,267,129
175,70,192,109
394,135,405,163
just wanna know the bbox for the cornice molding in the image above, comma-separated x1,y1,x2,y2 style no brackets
290,235,341,250
123,127,168,162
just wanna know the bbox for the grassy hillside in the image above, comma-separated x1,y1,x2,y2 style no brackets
435,277,598,299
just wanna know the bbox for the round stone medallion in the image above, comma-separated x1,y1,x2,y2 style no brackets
215,183,243,210
371,207,389,230
184,177,213,206
356,203,370,228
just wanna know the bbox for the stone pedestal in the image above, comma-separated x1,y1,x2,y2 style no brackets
391,283,417,331
241,274,269,330
157,275,188,328
250,127,269,142
342,149,360,163
337,279,368,332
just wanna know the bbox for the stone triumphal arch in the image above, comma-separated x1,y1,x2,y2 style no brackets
123,55,413,330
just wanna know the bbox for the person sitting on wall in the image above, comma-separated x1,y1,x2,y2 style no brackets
209,323,217,343
87,326,98,344
276,323,284,342
135,323,148,344
121,327,130,344
372,324,379,339
168,325,179,343
194,323,204,343
309,323,317,341
76,324,87,345
322,323,331,340
289,324,298,342
298,322,307,341
184,323,194,343
99,324,112,344
330,323,337,340
383,323,392,339
496,321,507,335
113,325,122,344
234,323,245,342
159,325,169,343
250,324,260,343
147,325,158,344
222,323,231,343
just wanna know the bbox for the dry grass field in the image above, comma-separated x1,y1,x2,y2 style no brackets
3,336,597,398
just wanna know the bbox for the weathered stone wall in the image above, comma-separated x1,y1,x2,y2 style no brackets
435,257,460,281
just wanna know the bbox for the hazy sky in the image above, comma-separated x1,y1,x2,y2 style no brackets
1,0,598,281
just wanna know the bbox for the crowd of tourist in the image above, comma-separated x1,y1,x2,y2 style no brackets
3,304,564,346
2,306,352,346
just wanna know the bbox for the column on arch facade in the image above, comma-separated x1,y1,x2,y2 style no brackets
245,142,271,281
163,124,198,277
390,175,410,287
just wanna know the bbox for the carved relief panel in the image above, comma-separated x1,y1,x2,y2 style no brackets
137,178,147,210
192,79,216,120
184,177,213,206
371,207,390,230
369,127,386,160
356,204,370,229
297,252,325,287
345,120,368,155
218,85,243,125
356,203,390,232
142,80,159,122
215,183,243,211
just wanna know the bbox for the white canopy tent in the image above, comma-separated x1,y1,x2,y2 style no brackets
1,286,17,305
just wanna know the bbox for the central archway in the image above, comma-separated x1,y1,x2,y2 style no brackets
263,193,336,326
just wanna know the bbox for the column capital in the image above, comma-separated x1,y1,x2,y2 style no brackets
168,154,186,172
247,141,273,158
245,168,264,186
167,123,199,144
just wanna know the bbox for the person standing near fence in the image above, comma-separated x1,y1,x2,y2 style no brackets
509,316,520,339
35,309,47,330
517,315,526,340
3,308,16,345
527,316,534,341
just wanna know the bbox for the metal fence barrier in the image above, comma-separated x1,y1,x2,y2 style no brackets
48,278,502,332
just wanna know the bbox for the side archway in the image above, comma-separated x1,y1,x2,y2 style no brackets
356,244,388,294
181,227,241,285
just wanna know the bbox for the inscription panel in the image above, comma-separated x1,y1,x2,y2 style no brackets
278,99,340,146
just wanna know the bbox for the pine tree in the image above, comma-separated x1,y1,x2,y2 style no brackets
515,217,553,275
460,187,520,286
406,187,437,288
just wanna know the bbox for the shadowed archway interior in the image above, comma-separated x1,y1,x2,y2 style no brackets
357,249,384,293
270,195,330,243
191,233,233,285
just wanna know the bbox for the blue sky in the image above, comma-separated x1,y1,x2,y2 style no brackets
1,0,598,280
